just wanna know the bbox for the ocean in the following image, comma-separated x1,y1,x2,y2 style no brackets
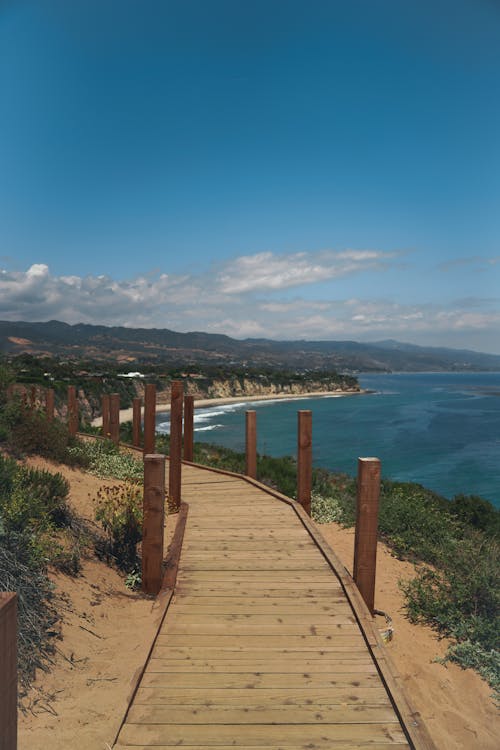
156,372,500,507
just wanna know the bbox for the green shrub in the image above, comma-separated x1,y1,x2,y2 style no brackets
0,398,85,466
449,494,500,540
94,482,142,570
67,439,143,481
0,457,69,534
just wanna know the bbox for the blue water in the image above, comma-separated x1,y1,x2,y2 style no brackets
156,373,500,506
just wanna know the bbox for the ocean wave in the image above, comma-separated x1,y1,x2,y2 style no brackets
194,424,223,432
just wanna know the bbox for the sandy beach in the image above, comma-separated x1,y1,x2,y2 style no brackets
91,389,359,427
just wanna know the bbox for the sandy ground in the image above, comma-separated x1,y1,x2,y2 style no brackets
91,390,360,426
17,458,177,750
318,523,499,750
16,458,499,749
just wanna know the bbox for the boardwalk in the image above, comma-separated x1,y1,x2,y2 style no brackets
114,463,432,749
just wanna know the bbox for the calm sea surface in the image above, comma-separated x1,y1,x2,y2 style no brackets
157,372,500,506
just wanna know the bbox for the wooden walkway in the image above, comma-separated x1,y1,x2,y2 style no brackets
114,463,432,749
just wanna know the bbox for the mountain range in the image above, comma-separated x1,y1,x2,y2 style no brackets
1,319,499,373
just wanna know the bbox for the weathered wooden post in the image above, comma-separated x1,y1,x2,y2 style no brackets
142,455,165,595
45,388,55,422
67,385,78,436
245,410,257,479
169,380,183,512
30,385,37,410
143,384,156,455
132,397,142,448
297,410,312,515
101,394,110,438
109,393,120,446
353,457,381,615
0,592,17,750
21,390,27,409
183,395,194,462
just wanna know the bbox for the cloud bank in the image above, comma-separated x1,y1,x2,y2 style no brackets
1,250,499,353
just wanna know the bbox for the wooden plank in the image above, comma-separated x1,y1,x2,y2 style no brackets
139,671,387,689
117,744,410,750
155,634,366,649
151,646,367,659
146,658,377,673
178,562,331,571
127,703,398,724
113,460,432,750
169,603,349,614
133,685,392,706
117,722,408,745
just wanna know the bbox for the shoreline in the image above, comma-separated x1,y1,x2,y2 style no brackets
91,389,363,427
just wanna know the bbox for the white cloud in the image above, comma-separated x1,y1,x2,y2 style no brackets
217,249,398,293
1,257,500,353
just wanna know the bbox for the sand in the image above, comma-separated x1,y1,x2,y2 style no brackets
17,458,177,750
319,523,499,750
16,459,499,749
91,390,359,427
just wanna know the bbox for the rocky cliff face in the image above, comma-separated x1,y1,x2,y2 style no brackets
157,376,359,402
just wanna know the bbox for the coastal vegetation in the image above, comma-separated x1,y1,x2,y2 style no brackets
1,358,498,700
4,352,359,423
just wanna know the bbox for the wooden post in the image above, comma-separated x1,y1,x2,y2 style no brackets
30,385,36,410
101,394,110,439
245,410,257,479
109,393,120,445
45,388,55,422
142,455,165,595
67,385,78,436
143,384,156,456
169,380,183,512
0,592,17,750
353,457,381,615
183,395,194,462
21,390,27,409
297,410,312,515
132,397,142,448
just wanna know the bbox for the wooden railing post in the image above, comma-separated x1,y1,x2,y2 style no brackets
0,592,17,750
109,393,120,446
353,457,381,615
297,410,312,515
45,388,54,422
245,410,257,479
132,397,142,448
142,455,165,595
30,385,37,410
101,394,110,439
183,395,194,462
143,384,156,456
67,385,78,436
169,380,183,512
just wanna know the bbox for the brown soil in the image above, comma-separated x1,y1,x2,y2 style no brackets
17,457,176,750
318,523,499,750
16,458,499,749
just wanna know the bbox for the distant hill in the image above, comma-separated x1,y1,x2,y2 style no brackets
1,319,500,372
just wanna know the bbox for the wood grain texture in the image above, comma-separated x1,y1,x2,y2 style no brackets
113,461,434,750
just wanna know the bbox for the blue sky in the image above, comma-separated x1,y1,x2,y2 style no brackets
1,0,499,352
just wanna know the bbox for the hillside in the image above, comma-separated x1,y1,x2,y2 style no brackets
2,319,500,372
